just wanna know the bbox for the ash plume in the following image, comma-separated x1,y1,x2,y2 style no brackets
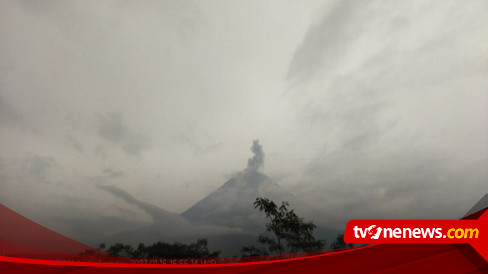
246,140,264,172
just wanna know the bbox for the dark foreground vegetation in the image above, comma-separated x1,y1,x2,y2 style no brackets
96,197,351,259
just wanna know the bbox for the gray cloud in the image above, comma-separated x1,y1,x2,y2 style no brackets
98,113,127,142
287,0,360,82
97,113,150,156
176,127,223,156
0,93,21,127
98,184,248,250
103,168,123,179
66,136,84,154
23,155,56,182
0,92,39,133
280,0,488,229
0,0,486,246
99,185,168,223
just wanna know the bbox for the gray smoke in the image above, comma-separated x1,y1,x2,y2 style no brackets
99,185,174,224
246,140,264,172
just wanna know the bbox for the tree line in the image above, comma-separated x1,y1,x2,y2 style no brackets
99,197,352,258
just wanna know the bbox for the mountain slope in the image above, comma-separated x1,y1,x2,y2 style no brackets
182,140,291,232
182,170,291,232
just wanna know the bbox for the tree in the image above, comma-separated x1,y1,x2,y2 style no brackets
330,234,353,250
100,239,220,259
241,197,325,256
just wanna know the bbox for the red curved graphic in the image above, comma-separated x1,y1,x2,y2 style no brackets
1,204,487,273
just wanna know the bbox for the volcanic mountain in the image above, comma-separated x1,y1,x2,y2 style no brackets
182,140,291,232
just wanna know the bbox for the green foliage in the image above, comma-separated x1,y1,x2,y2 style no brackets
241,197,325,256
101,239,220,259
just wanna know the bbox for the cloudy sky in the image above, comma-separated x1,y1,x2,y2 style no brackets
1,0,487,235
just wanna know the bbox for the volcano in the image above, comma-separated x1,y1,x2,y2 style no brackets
181,140,291,232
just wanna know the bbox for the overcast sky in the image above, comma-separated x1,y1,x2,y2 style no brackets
1,0,487,233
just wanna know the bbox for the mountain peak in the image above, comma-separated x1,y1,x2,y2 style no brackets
181,140,291,232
